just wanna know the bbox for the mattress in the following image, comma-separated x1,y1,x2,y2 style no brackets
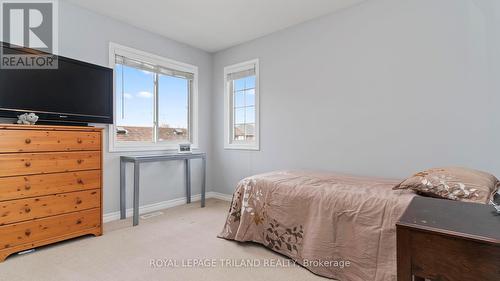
218,170,416,281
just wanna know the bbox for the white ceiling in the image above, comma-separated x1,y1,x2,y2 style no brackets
64,0,364,52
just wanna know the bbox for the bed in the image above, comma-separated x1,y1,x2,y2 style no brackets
218,170,417,281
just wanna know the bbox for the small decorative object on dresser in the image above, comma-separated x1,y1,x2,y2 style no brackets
397,196,500,281
0,124,103,262
16,113,39,125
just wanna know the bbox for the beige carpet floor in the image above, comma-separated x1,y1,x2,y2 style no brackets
0,199,328,281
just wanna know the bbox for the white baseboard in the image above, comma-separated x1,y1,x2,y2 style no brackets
103,191,232,223
209,191,233,201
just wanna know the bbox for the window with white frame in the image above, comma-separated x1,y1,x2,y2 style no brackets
224,59,259,150
109,43,198,152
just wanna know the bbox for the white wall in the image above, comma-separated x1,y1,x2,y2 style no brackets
211,0,500,195
57,1,213,214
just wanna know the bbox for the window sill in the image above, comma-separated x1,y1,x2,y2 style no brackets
224,144,260,151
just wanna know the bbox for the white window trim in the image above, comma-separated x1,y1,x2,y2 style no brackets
224,59,260,150
108,42,199,152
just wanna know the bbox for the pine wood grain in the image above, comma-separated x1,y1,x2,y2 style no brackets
0,124,103,262
0,189,100,225
0,170,100,201
0,226,101,262
0,208,100,251
0,151,100,177
0,130,100,153
0,124,102,132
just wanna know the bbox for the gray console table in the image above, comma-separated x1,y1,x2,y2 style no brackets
120,153,206,226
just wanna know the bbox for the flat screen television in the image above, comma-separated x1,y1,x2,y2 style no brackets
0,42,113,124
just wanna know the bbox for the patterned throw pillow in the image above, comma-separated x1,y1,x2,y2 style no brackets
394,167,499,203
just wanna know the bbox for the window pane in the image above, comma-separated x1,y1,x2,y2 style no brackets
158,74,189,142
115,64,154,142
245,123,255,140
225,61,258,148
234,78,245,91
245,89,255,106
234,124,245,140
245,106,255,123
234,90,245,108
234,107,245,124
245,76,255,89
232,75,256,142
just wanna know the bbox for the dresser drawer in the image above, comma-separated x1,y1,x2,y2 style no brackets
0,151,100,177
0,208,100,250
0,130,100,153
0,170,101,201
0,189,100,225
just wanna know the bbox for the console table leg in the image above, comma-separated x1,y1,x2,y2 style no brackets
201,156,206,208
186,159,191,204
133,162,140,226
120,159,126,220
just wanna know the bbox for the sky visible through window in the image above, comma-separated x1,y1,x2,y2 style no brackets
115,64,189,129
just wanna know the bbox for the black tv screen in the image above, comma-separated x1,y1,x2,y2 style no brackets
0,43,113,124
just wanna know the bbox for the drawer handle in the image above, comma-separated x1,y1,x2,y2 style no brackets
76,198,82,205
77,178,84,185
77,159,83,164
25,230,31,236
25,162,31,167
76,219,82,225
77,138,83,144
24,207,31,213
25,138,31,144
24,183,31,190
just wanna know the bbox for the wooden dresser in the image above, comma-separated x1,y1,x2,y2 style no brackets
397,196,500,281
0,124,103,262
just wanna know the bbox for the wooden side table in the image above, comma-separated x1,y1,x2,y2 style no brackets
396,196,500,281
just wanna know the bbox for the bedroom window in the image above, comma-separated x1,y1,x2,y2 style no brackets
109,43,199,152
224,59,260,150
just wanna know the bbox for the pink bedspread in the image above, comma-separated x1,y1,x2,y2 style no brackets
218,170,416,281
